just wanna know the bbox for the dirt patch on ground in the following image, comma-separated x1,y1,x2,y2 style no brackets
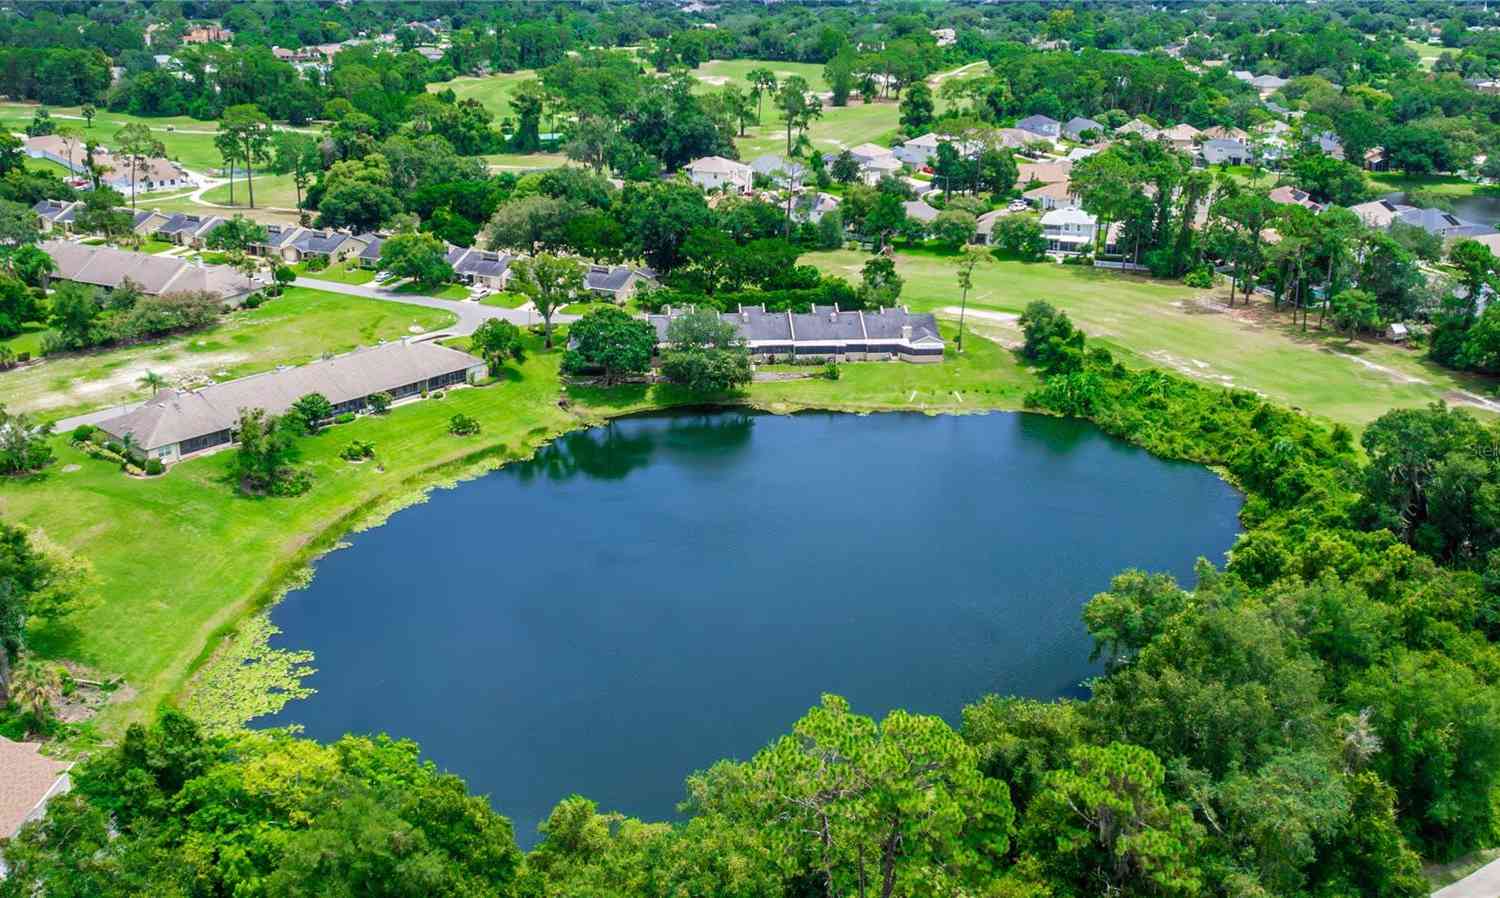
696,74,730,86
19,348,252,412
939,307,1023,349
1146,349,1239,389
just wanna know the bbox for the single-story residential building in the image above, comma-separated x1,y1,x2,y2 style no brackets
648,304,945,363
1200,139,1252,166
749,154,806,188
96,339,487,464
1017,160,1072,186
859,153,904,184
32,199,80,234
101,156,192,194
1349,199,1414,229
687,156,753,193
902,199,941,224
893,132,983,167
355,233,385,268
1041,207,1098,256
1116,119,1160,140
1016,114,1061,138
251,226,368,265
1363,147,1389,172
1396,206,1496,239
846,143,896,166
585,265,658,303
1062,116,1106,142
1315,131,1345,160
1268,185,1323,213
153,212,225,247
22,134,92,174
447,246,513,289
974,209,1007,245
1023,180,1078,211
0,737,71,843
129,208,171,236
40,240,258,299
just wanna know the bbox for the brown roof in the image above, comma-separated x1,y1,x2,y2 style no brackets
0,737,70,839
40,240,251,298
1017,161,1072,185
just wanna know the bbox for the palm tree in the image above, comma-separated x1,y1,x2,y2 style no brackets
8,660,59,736
120,432,141,463
138,370,166,395
956,253,977,354
748,67,778,124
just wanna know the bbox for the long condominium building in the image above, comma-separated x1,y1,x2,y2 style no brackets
97,339,486,463
647,305,945,363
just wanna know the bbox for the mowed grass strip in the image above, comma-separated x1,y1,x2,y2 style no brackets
1,340,579,732
805,248,1498,429
2,287,456,420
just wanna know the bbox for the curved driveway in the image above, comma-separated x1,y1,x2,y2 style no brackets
294,276,580,335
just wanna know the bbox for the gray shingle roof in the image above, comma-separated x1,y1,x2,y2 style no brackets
97,340,483,451
40,240,249,298
648,305,942,350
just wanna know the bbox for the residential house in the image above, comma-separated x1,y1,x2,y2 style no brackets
446,246,513,289
415,47,446,62
1348,199,1414,229
1017,160,1072,186
1201,125,1249,142
354,233,385,269
1200,139,1252,166
648,304,944,363
1250,74,1289,95
39,240,260,300
32,199,80,234
1268,185,1323,213
1062,116,1106,142
101,156,192,194
249,226,367,265
22,134,93,175
0,737,71,843
1115,119,1160,140
154,212,225,247
1040,207,1097,255
974,209,1006,245
859,153,904,184
791,192,840,224
687,155,753,193
1023,180,1078,211
1160,123,1202,154
1016,115,1061,139
1312,131,1345,160
749,154,806,188
1363,147,1389,172
1396,206,1496,240
129,208,170,236
902,199,941,224
181,24,231,44
585,265,658,303
894,132,985,167
930,28,957,47
97,340,487,464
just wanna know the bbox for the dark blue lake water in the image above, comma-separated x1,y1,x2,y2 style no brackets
261,410,1241,846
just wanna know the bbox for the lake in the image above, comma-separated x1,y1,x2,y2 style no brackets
261,409,1242,846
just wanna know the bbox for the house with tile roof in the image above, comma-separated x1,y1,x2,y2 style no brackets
96,339,487,463
1268,185,1323,213
1023,180,1079,211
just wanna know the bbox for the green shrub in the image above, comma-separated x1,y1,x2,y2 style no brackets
88,430,108,446
339,440,376,461
71,424,96,442
1184,267,1215,288
242,292,264,309
448,413,481,436
368,391,392,413
105,440,124,454
822,361,840,380
334,412,356,424
430,390,444,399
145,458,165,476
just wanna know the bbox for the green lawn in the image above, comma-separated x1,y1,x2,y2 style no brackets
805,248,1498,430
690,58,831,95
734,99,903,160
1,287,455,421
137,239,174,254
481,152,569,170
200,172,303,210
396,281,471,300
428,70,539,119
0,103,318,173
2,323,51,358
1405,38,1447,70
479,291,529,309
1367,171,1488,198
295,260,376,285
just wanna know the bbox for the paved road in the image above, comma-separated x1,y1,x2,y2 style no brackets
291,276,580,335
1435,858,1500,898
